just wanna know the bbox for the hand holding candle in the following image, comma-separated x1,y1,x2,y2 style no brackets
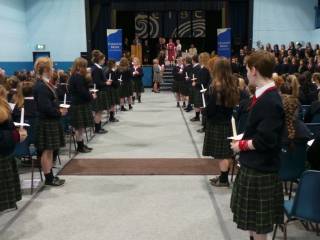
59,93,70,108
20,107,24,129
231,116,237,138
200,84,207,108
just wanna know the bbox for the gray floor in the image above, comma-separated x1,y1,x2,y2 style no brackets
0,90,318,240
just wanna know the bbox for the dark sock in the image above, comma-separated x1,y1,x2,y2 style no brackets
110,111,114,119
45,171,54,183
129,104,132,108
77,141,84,148
196,112,200,118
219,170,229,183
95,123,100,132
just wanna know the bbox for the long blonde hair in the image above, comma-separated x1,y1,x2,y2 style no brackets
0,85,11,123
199,52,210,69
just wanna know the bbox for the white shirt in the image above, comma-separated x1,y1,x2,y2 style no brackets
255,81,275,98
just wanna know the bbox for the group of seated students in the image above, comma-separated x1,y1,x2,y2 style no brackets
231,41,320,77
0,50,145,213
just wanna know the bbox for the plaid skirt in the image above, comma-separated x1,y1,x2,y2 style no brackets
0,154,22,212
35,118,65,151
133,78,144,93
120,82,133,98
202,120,233,158
70,103,94,129
182,82,191,97
192,87,203,108
172,81,184,94
231,166,284,234
111,88,120,105
92,90,110,112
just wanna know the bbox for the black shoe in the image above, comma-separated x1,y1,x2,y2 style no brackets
45,177,65,186
197,128,205,133
109,117,119,122
210,177,229,187
84,145,93,151
95,128,108,134
77,146,91,153
129,105,133,110
121,107,128,111
190,116,200,122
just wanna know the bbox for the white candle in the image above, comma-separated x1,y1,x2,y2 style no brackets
231,116,237,137
94,83,96,90
64,93,66,105
20,107,24,128
109,73,111,80
192,74,195,79
200,84,207,108
185,72,188,78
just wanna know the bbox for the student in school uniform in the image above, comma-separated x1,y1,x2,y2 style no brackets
230,51,285,240
33,57,67,186
0,85,27,212
69,57,95,153
105,60,120,122
12,81,37,123
191,53,211,123
152,58,162,93
172,57,185,107
202,58,239,187
117,57,133,111
183,56,194,112
91,50,109,134
131,57,144,103
190,55,202,121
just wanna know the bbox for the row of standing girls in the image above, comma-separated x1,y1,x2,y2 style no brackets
0,51,145,212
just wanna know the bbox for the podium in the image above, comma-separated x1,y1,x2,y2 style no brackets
131,44,142,63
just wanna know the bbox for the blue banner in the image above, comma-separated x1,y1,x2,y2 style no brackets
217,28,231,58
106,29,123,61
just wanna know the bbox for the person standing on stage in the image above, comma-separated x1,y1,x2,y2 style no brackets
131,57,144,103
167,38,176,66
33,57,67,186
202,57,239,187
69,57,95,153
230,51,284,240
176,39,182,58
91,50,109,134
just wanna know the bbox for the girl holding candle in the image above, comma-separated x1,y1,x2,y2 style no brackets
33,57,67,186
131,57,144,103
117,57,133,111
105,60,120,122
91,50,109,134
189,55,201,121
202,57,239,187
183,56,194,112
172,57,185,107
230,51,284,240
69,57,95,153
0,85,27,212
